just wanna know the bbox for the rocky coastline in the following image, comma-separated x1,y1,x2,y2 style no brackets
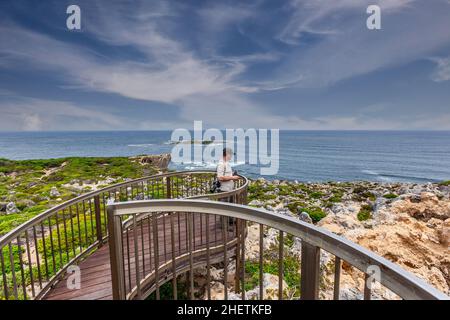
201,178,450,299
1,155,448,299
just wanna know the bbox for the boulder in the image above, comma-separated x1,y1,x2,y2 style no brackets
245,273,289,300
6,202,20,214
50,186,60,198
298,211,313,224
248,200,264,207
131,153,171,170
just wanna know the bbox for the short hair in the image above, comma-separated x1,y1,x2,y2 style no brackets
223,147,233,157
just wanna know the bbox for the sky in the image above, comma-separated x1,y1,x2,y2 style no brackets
0,0,450,131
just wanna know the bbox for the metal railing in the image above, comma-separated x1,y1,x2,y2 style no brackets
0,171,248,300
107,200,449,300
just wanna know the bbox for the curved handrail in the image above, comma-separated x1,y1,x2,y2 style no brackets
0,170,247,246
0,170,248,300
108,199,449,300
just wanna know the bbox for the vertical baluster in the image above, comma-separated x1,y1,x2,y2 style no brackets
132,215,142,299
200,211,203,246
333,257,341,300
82,201,89,245
170,212,177,300
94,195,103,246
152,212,160,300
120,222,127,295
241,220,246,300
259,224,264,299
25,231,36,298
40,223,50,281
75,204,82,253
16,236,27,300
47,218,57,275
88,199,95,241
235,219,241,294
206,214,211,300
140,221,145,276
300,242,320,300
125,228,131,291
278,231,284,300
177,213,181,255
32,226,42,289
102,193,108,236
166,177,171,199
61,209,70,261
54,213,64,268
163,213,167,262
69,206,76,257
364,273,372,300
192,213,196,250
8,243,18,299
188,212,194,300
147,216,152,268
1,246,9,299
223,216,228,300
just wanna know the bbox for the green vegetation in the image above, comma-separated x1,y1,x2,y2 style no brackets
298,206,327,222
309,191,324,199
383,193,398,199
357,204,373,221
147,276,189,300
0,157,158,235
244,255,301,296
439,180,450,186
352,186,376,202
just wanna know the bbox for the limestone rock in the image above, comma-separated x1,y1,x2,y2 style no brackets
298,211,312,224
50,186,60,198
245,273,289,300
130,153,171,170
6,202,20,214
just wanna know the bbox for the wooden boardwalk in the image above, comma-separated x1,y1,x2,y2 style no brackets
43,213,236,300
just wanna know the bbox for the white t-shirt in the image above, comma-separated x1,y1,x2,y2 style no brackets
216,160,234,192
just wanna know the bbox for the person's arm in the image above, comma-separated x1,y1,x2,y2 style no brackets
218,175,239,181
217,163,240,181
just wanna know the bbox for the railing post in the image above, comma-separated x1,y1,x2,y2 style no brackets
94,195,103,246
107,205,125,300
300,242,320,300
234,219,241,293
166,177,172,199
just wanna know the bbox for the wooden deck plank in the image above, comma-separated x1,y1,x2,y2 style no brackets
44,213,238,300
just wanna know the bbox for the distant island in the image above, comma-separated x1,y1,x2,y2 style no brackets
168,139,215,145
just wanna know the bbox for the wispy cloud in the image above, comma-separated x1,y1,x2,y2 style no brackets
429,56,450,82
0,0,450,130
0,97,123,131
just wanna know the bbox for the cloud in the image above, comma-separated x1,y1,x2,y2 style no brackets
429,56,450,82
0,98,123,131
1,0,450,130
273,0,450,88
278,0,415,45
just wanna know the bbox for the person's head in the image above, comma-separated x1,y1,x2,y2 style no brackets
222,147,233,161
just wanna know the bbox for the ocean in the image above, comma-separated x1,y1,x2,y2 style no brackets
0,131,449,183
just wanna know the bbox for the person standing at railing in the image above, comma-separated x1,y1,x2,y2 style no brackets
216,147,240,229
216,147,240,194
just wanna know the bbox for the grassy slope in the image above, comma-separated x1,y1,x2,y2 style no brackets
0,157,158,235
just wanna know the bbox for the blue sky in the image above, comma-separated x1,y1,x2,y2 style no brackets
0,0,450,131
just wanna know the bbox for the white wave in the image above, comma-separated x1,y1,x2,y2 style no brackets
361,169,378,176
128,144,154,147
